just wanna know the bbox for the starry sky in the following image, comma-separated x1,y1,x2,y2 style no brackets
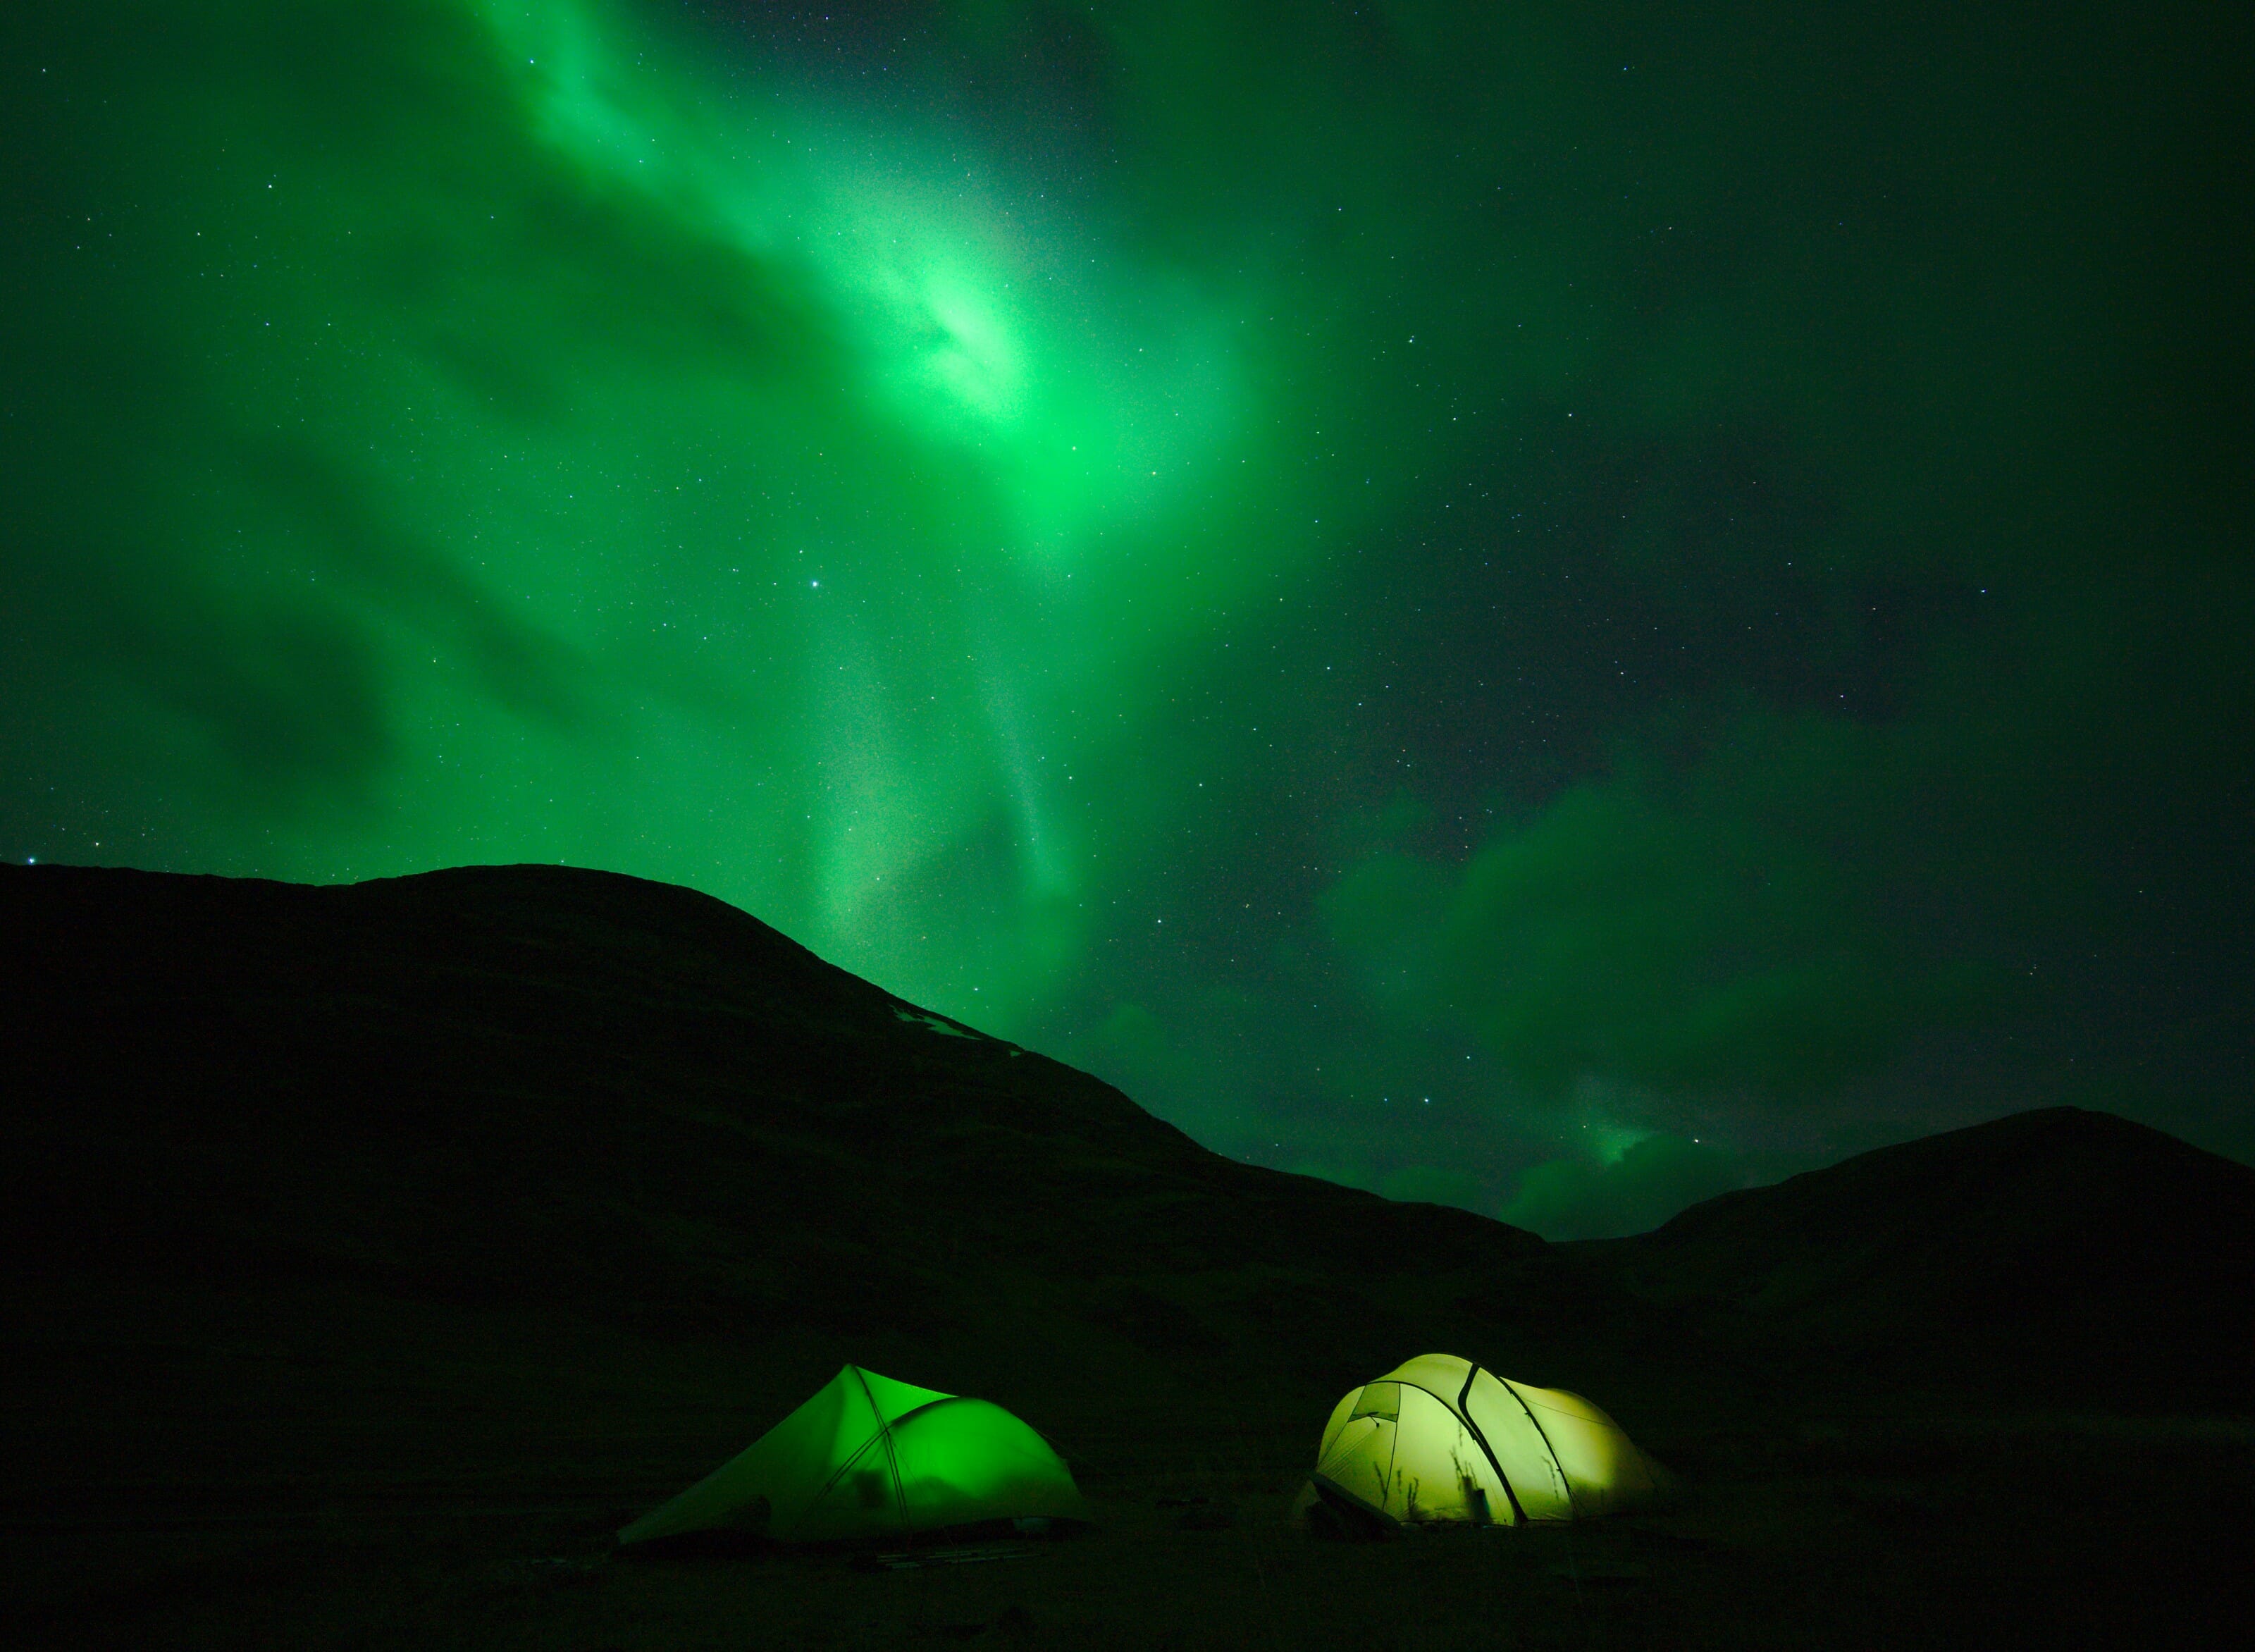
6,1,2249,1235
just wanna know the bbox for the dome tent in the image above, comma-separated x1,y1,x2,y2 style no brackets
618,1365,1088,1547
1295,1354,1665,1534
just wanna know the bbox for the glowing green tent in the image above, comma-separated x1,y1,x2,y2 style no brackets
618,1365,1088,1546
1294,1353,1666,1532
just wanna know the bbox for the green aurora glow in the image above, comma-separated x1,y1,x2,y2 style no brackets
6,1,2249,1235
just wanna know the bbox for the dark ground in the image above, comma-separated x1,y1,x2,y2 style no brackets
5,862,2251,1648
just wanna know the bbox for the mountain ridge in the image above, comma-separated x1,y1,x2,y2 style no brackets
1576,1104,2255,1405
1,861,1551,1376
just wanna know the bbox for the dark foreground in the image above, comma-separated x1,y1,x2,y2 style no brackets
14,1385,2251,1650
6,863,2252,1647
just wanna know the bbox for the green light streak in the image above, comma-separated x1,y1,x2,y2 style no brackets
4,0,1311,1032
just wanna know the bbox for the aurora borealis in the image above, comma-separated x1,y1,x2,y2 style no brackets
6,2,2249,1235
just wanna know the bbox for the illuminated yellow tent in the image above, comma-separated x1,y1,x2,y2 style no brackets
618,1365,1088,1546
1295,1354,1665,1532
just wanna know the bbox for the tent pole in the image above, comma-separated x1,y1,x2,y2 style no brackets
851,1367,914,1550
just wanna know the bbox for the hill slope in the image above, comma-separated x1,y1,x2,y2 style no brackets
3,861,1562,1325
1,861,1580,1506
1589,1107,2255,1406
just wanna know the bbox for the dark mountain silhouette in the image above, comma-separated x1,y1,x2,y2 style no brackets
1578,1107,2255,1407
2,859,1590,1515
4,861,1556,1352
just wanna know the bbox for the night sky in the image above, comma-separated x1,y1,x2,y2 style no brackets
6,2,2248,1235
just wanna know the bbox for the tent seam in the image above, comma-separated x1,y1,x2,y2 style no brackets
1457,1364,1528,1526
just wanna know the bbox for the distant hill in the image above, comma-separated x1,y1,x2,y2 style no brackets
1,861,1559,1326
1586,1107,2255,1407
0,863,1573,1471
